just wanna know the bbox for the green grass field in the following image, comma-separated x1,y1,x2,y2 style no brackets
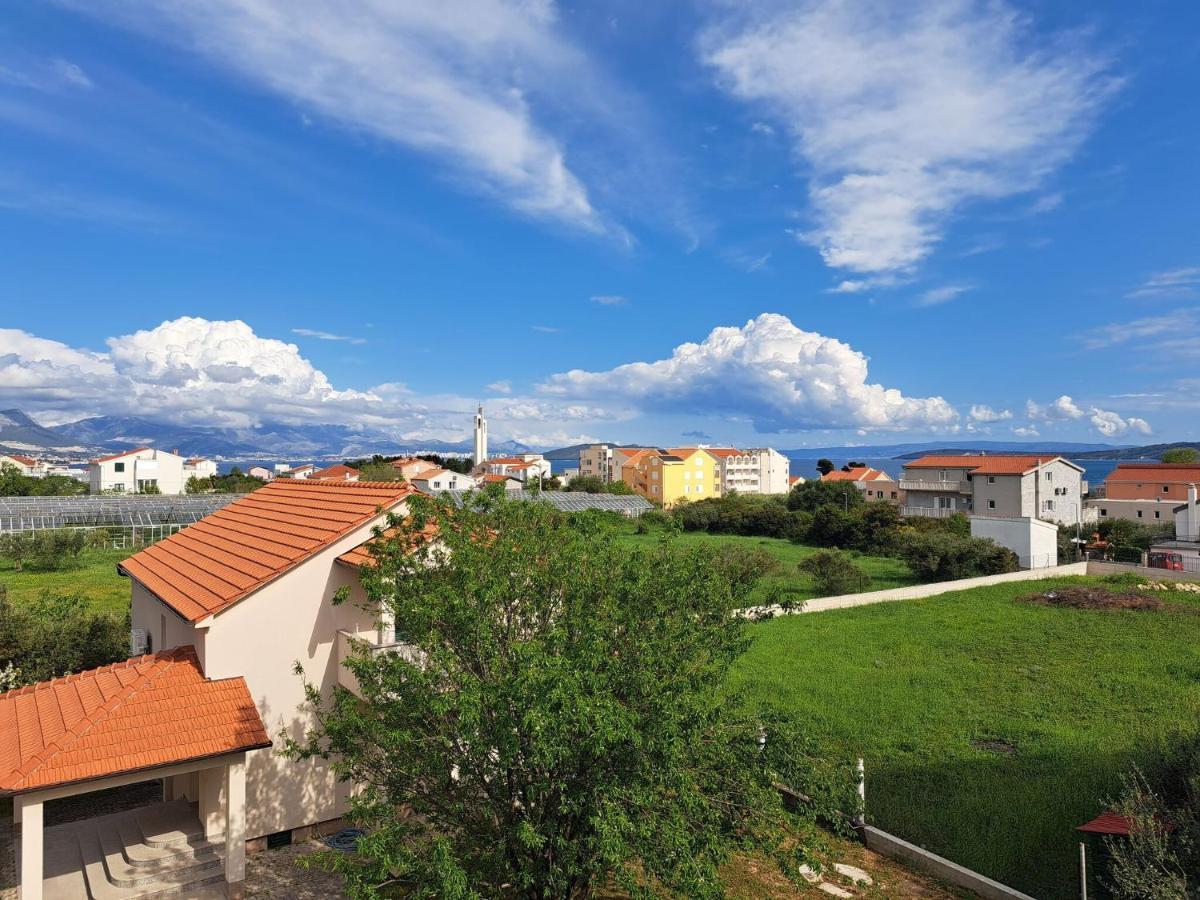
0,547,133,615
615,529,918,606
730,575,1200,899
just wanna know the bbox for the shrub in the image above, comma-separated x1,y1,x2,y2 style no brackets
708,544,784,596
787,480,863,513
806,505,867,549
899,532,1019,582
799,549,871,597
0,590,128,686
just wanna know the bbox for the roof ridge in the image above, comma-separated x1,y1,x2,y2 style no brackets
11,649,194,785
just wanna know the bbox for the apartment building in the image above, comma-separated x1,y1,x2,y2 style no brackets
1088,463,1200,523
184,458,218,481
708,447,792,494
89,447,188,495
820,466,902,503
900,454,1088,525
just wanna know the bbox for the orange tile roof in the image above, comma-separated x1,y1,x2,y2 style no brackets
336,521,440,569
706,448,743,458
821,467,892,482
0,646,269,795
92,447,150,464
1107,464,1200,482
903,454,1069,475
2,454,37,467
120,480,415,622
312,463,360,480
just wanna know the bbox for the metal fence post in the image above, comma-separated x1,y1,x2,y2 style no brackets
1079,841,1087,900
854,757,865,827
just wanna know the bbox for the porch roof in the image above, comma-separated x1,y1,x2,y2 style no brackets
0,646,269,795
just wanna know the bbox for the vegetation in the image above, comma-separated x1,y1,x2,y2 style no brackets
288,495,853,899
0,544,132,614
0,528,86,571
899,530,1018,581
0,462,87,497
732,575,1200,899
816,458,835,476
0,585,128,688
799,549,871,597
563,474,635,495
1161,447,1200,464
1106,760,1200,899
186,467,266,494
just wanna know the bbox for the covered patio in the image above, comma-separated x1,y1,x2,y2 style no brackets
0,647,270,899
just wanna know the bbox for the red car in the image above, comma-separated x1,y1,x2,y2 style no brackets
1148,551,1185,571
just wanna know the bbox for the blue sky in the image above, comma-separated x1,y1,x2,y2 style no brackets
0,0,1197,449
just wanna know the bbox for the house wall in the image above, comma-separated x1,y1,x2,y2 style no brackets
91,449,187,495
969,515,1058,569
1027,459,1084,525
130,510,401,841
1087,498,1178,523
970,474,1025,518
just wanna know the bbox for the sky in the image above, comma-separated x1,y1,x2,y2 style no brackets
0,0,1197,450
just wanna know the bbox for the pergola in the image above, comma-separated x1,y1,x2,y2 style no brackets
1,647,270,899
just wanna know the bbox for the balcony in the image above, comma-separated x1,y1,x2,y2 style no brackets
336,629,424,695
901,506,961,519
898,479,971,494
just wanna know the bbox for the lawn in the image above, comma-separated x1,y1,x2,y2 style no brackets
730,575,1200,900
615,529,918,606
0,546,133,615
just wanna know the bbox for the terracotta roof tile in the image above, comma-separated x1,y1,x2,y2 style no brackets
903,454,1074,475
0,647,269,795
1107,464,1200,482
120,480,414,622
312,464,360,480
821,467,893,482
92,447,150,464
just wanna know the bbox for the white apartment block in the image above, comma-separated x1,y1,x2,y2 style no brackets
709,447,792,495
89,448,187,495
184,458,218,480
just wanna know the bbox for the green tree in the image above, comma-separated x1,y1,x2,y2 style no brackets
358,461,403,482
900,532,1018,581
787,479,863,513
1106,768,1198,900
0,588,128,686
816,458,835,476
604,479,634,495
287,496,851,898
799,549,871,597
185,475,210,494
564,474,605,493
1162,447,1200,464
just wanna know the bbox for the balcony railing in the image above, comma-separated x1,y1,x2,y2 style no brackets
898,480,971,493
336,629,424,695
901,506,961,519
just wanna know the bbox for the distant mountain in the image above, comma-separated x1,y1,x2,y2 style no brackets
43,413,531,461
1069,442,1200,461
0,408,95,453
784,440,1125,459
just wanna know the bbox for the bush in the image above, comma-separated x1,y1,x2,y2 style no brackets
0,589,128,686
799,549,871,597
0,529,87,571
787,480,863,512
708,544,784,596
806,505,867,548
899,532,1019,582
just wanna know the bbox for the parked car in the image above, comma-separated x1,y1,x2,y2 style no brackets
1148,551,1185,571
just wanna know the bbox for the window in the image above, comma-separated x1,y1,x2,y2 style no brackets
1042,499,1055,512
1100,508,1108,517
1137,510,1143,518
114,462,125,473
1155,511,1162,519
891,491,898,499
697,484,704,493
987,476,996,484
137,478,157,492
1163,485,1170,493
987,499,996,509
1044,471,1053,482
111,482,125,492
937,497,954,510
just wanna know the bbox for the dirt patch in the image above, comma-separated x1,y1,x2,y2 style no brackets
1021,586,1164,611
972,738,1016,755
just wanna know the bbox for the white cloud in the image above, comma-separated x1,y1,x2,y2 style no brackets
589,294,627,306
291,328,367,345
1077,310,1200,353
1027,191,1063,215
76,0,607,232
487,380,512,394
540,312,958,433
1012,425,1039,437
702,1,1116,275
969,405,1012,423
1126,267,1200,300
531,325,562,333
51,59,92,89
750,121,775,136
917,283,974,307
1089,408,1152,438
1026,395,1084,422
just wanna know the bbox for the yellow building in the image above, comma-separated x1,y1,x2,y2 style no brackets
622,447,722,508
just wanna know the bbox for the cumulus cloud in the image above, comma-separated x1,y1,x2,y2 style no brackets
969,405,1012,423
539,312,958,433
486,380,513,394
1089,409,1152,438
74,0,606,232
702,0,1116,275
1026,395,1084,422
1012,425,1039,437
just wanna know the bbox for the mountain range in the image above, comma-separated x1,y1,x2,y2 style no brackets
0,409,530,461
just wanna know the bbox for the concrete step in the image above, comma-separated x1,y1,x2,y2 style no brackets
134,801,207,849
99,821,222,887
116,818,223,870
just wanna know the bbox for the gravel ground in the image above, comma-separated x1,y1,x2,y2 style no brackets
246,840,348,899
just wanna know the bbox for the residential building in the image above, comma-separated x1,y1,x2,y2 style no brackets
708,447,792,495
620,447,722,508
246,465,274,480
390,456,439,480
89,447,188,495
579,444,616,482
1088,463,1200,523
1149,484,1200,569
479,454,551,483
283,464,316,480
0,454,46,476
900,454,1088,526
820,466,902,504
477,472,524,490
615,448,660,499
312,463,361,482
412,468,477,492
183,458,218,481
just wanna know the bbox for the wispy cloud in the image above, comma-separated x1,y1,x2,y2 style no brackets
702,1,1118,276
291,328,367,345
916,283,974,307
1027,191,1063,215
590,294,627,306
532,325,562,333
1077,310,1198,351
74,1,612,233
487,380,512,394
1126,267,1200,300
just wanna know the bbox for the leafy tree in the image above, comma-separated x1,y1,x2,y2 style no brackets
0,588,128,686
900,532,1018,582
799,549,870,597
806,505,866,549
0,529,86,571
0,463,87,497
288,495,852,898
564,474,605,493
787,479,863,513
1106,767,1198,900
358,461,403,482
816,458,835,476
841,461,866,471
1162,448,1200,465
604,479,634,495
185,475,208,494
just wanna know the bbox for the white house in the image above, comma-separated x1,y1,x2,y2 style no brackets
89,448,188,495
0,454,46,477
246,465,274,480
183,458,218,481
412,468,477,493
479,454,551,483
284,464,316,480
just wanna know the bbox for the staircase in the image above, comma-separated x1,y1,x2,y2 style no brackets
41,800,228,899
